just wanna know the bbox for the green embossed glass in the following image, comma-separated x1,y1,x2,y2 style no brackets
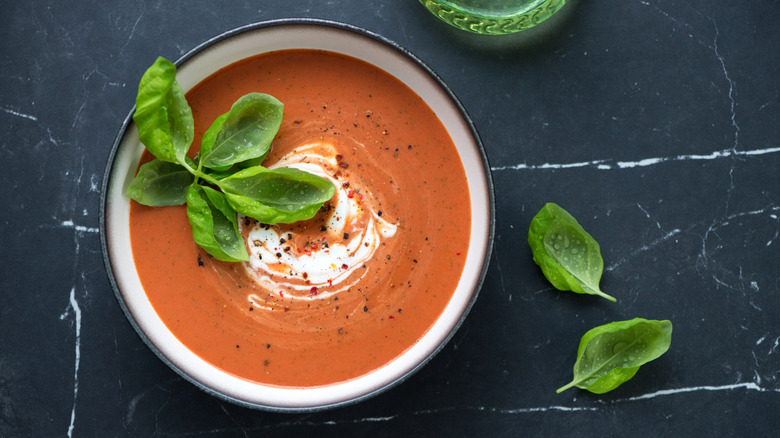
420,0,567,35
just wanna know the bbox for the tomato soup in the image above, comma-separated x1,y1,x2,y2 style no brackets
129,50,471,387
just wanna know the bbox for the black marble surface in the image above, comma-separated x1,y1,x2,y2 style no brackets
2,0,778,436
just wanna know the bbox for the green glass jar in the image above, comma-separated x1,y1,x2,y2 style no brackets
420,0,568,35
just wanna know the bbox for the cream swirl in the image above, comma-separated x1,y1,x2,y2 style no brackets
240,142,397,306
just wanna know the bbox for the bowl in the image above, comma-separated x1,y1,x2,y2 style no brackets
100,18,494,411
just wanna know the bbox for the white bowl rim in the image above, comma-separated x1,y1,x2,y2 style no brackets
100,18,495,412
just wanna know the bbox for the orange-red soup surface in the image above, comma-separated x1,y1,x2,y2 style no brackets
130,50,471,387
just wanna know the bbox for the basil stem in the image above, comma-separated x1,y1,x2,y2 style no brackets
557,318,673,394
132,57,194,166
126,159,194,206
528,203,616,302
185,184,249,262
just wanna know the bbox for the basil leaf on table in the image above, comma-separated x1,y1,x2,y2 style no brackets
133,57,194,165
186,184,249,262
199,93,283,170
557,318,673,394
528,203,616,302
219,166,335,223
126,159,194,206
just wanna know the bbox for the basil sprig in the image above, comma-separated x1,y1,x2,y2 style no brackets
556,318,673,394
127,56,335,262
528,203,616,302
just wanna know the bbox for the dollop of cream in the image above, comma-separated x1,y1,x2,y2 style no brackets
240,142,397,307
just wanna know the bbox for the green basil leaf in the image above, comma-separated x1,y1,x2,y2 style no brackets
133,57,194,165
198,112,231,172
199,93,283,170
185,184,249,262
528,203,616,302
557,318,673,394
219,166,335,223
126,159,194,206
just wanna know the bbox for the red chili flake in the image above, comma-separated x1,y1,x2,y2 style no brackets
456,252,462,256
388,315,395,320
310,287,319,295
347,189,355,199
311,242,319,250
328,279,333,287
279,291,285,298
341,263,349,270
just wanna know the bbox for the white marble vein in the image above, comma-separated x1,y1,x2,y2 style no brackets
710,18,740,152
254,382,778,430
119,4,146,56
491,146,780,172
59,287,82,438
698,205,780,271
616,382,775,402
143,379,778,436
606,228,682,272
770,337,780,355
60,219,99,234
1,106,38,121
54,213,97,437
